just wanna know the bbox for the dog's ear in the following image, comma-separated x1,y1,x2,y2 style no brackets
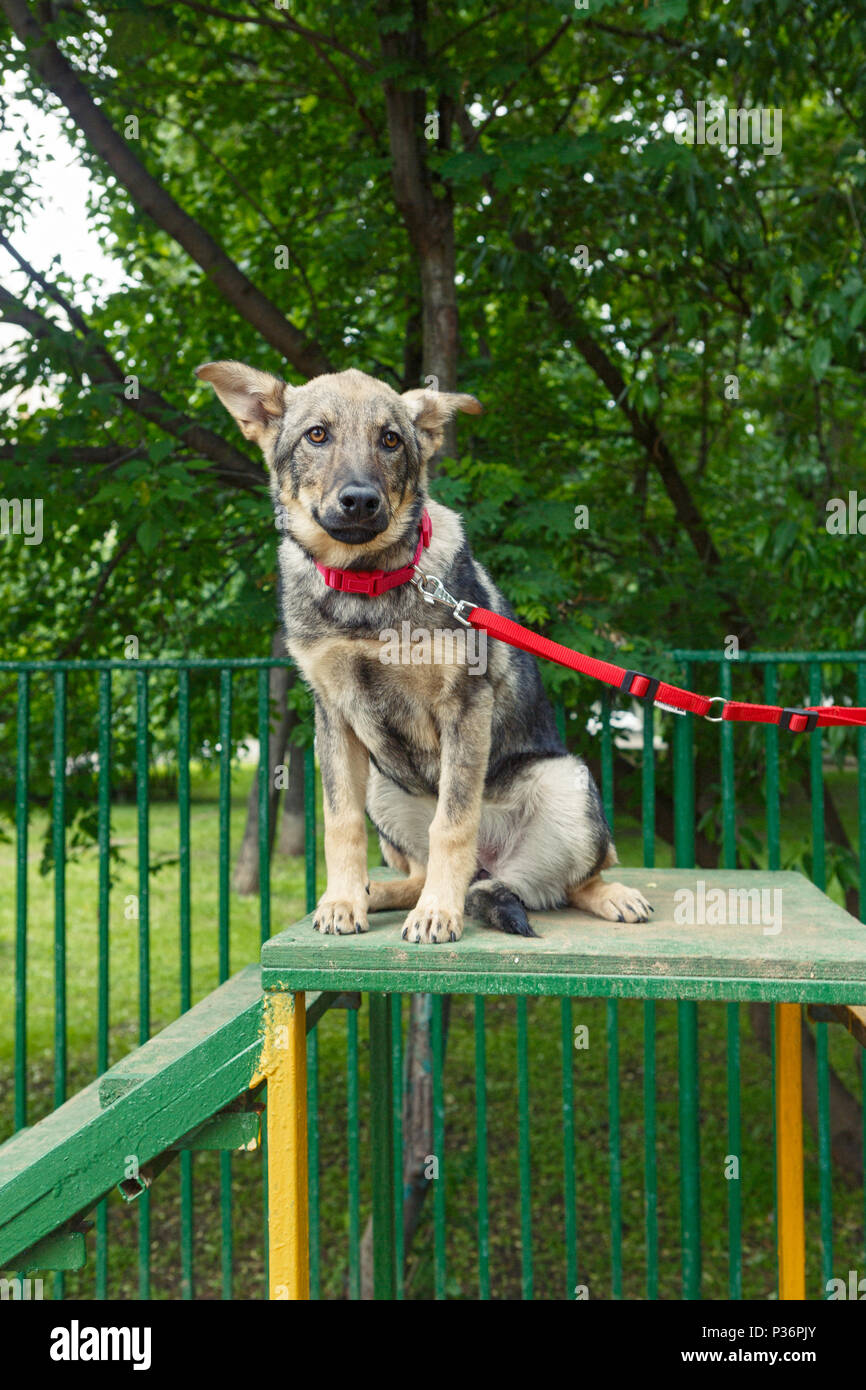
195,361,289,446
401,387,482,457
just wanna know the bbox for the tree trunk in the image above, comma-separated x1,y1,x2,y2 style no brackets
233,630,298,895
358,992,452,1298
278,741,306,857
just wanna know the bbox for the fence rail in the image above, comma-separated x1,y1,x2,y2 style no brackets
2,651,865,1298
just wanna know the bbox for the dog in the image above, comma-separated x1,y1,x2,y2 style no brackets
196,361,651,943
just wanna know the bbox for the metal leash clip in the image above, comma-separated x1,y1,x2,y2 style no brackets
411,567,474,627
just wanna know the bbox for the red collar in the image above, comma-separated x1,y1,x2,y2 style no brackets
315,509,432,597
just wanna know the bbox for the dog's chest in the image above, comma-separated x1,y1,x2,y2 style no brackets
290,634,462,781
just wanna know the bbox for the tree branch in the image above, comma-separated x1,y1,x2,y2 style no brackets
0,270,265,494
1,0,334,378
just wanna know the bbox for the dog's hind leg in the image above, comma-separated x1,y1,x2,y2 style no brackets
567,845,652,923
367,864,427,911
363,833,426,911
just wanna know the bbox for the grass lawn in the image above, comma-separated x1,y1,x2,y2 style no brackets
1,760,864,1300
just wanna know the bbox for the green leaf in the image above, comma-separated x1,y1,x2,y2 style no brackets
136,517,162,554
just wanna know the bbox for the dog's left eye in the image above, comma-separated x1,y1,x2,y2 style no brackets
306,426,328,445
381,430,401,450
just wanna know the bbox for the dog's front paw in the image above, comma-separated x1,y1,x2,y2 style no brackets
595,882,652,924
401,898,463,945
313,897,369,935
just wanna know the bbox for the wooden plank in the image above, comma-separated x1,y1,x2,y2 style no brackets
0,966,264,1268
261,869,866,1003
775,1003,806,1299
807,1003,866,1048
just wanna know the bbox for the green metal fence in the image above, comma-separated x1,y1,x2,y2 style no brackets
1,652,865,1298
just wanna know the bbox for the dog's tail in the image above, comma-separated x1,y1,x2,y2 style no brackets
465,876,538,937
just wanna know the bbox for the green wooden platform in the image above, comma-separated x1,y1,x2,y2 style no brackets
261,868,866,1003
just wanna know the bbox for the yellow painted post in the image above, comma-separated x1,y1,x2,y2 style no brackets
775,1001,805,1300
254,991,310,1300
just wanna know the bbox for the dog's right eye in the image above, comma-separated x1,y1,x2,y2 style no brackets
306,426,328,445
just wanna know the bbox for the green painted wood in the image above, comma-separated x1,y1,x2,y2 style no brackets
262,869,866,1002
678,1000,701,1299
0,966,264,1268
369,994,395,1300
172,1109,261,1151
19,1228,87,1273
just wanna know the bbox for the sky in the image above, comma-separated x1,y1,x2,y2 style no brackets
0,74,126,355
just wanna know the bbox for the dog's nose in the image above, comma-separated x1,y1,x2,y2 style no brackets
337,484,382,521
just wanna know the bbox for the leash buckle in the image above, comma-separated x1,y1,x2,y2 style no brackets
619,669,660,705
778,707,819,733
705,696,726,723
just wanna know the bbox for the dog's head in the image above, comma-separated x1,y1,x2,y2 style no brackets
195,361,481,562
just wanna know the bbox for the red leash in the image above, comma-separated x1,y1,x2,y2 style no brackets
465,605,866,732
315,513,866,732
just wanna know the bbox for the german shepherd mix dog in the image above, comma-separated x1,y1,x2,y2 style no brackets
196,362,651,944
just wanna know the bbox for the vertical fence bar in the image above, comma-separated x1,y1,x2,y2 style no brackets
53,670,67,1111
475,997,490,1301
14,671,29,1134
257,669,271,945
95,670,112,1299
859,662,866,1270
765,664,780,1270
673,664,695,869
641,700,658,1300
177,668,193,1302
859,661,866,923
678,996,701,1300
719,660,742,1299
218,668,233,1298
809,661,833,1292
642,703,655,868
51,669,67,1302
726,1004,742,1300
600,688,614,828
516,996,533,1301
560,997,577,1301
347,1008,360,1300
218,669,232,984
304,746,317,913
390,994,404,1301
370,994,395,1300
432,994,447,1300
673,663,700,1297
720,659,736,868
607,996,622,1299
134,669,150,1299
643,999,658,1301
764,665,781,871
600,687,620,1299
